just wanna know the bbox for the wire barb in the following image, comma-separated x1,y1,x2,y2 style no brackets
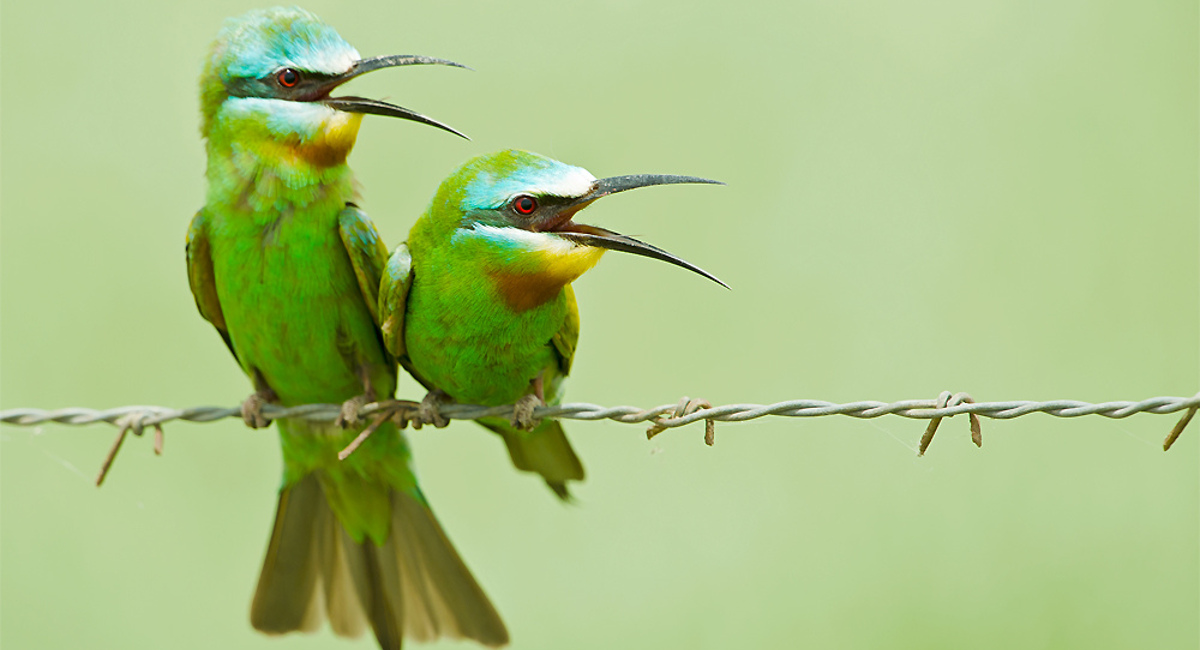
647,397,716,445
338,411,391,461
918,392,980,456
93,411,165,486
1163,392,1200,451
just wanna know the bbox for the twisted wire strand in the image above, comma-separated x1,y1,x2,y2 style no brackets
4,392,1196,486
3,392,1196,442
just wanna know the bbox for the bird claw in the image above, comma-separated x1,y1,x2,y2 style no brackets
241,392,272,429
415,390,450,429
511,394,543,431
337,394,370,428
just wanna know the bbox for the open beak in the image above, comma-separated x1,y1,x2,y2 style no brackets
552,174,729,288
319,54,470,139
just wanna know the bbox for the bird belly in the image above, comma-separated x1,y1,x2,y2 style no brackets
210,217,393,407
405,283,565,406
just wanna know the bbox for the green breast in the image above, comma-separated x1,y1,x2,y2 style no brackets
405,262,566,406
207,203,393,406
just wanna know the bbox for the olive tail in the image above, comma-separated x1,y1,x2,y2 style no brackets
250,474,509,648
479,418,585,500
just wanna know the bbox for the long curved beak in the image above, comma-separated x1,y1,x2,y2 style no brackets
555,174,729,288
320,54,470,139
586,174,723,200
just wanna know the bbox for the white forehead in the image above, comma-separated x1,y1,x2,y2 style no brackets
462,160,596,211
218,7,360,79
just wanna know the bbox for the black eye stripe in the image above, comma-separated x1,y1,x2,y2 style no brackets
224,70,342,100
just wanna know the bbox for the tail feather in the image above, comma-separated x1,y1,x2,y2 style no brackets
250,475,323,634
392,492,509,645
390,513,440,641
313,513,366,638
251,474,508,648
481,419,584,499
353,531,405,650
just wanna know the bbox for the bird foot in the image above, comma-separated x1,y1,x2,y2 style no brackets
336,394,371,428
511,394,543,431
415,390,450,429
241,392,273,429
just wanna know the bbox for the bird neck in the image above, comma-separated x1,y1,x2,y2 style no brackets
416,222,605,313
203,105,363,221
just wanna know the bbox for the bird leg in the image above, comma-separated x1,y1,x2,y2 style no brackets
416,389,451,429
511,374,545,431
336,365,377,429
241,373,278,429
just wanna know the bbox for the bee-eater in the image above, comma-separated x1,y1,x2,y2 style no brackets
185,8,506,648
379,150,725,498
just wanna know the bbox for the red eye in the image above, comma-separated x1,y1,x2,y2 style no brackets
512,195,538,215
277,68,300,87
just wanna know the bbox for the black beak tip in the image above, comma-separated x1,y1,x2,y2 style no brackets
419,118,471,141
423,59,473,72
695,268,731,290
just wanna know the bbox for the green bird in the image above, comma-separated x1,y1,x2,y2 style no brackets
185,8,507,648
379,150,725,499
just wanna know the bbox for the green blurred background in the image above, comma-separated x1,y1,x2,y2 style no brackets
2,1,1196,648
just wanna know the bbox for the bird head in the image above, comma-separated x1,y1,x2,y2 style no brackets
414,150,725,309
200,7,465,166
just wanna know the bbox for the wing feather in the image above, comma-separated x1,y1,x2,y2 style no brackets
378,243,414,359
185,209,237,359
337,205,390,328
551,284,581,376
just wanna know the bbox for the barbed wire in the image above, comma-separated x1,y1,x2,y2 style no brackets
3,391,1196,486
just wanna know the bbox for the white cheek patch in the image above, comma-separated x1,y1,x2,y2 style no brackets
455,224,577,256
223,98,336,141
